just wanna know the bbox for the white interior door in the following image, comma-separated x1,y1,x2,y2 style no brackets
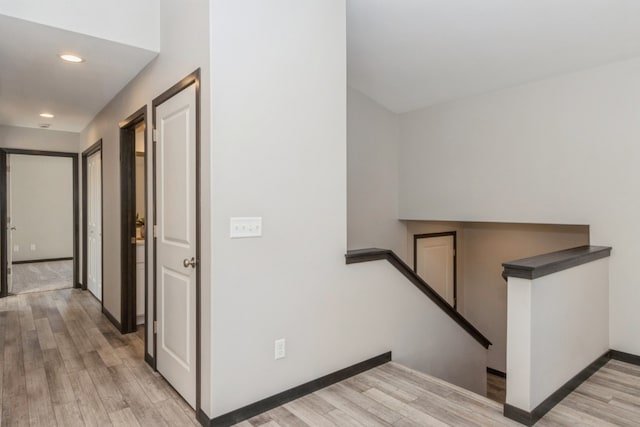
416,235,455,307
87,151,102,300
6,155,12,293
155,83,197,408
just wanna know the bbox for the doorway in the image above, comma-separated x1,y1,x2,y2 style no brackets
0,148,79,297
152,70,201,410
119,106,147,335
82,140,103,302
414,232,457,308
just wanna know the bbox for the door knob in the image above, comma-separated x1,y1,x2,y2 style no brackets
183,257,197,268
9,226,16,231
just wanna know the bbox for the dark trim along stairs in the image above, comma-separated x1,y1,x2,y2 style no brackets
345,248,491,348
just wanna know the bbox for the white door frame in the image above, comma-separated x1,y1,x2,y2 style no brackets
413,231,457,309
152,69,201,411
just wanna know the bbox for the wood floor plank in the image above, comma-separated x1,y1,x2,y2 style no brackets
34,318,57,350
86,327,122,367
155,398,200,426
284,399,336,427
86,366,129,414
25,366,56,426
66,319,96,354
324,382,400,424
68,369,112,427
18,298,35,332
369,367,516,426
109,407,141,427
53,401,85,427
2,308,29,427
22,329,44,372
248,412,274,426
325,408,365,427
363,387,449,427
262,406,309,427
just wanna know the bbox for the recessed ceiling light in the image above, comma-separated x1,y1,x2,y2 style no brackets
39,113,54,118
59,54,84,63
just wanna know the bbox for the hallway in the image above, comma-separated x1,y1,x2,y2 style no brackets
0,288,198,426
11,260,73,295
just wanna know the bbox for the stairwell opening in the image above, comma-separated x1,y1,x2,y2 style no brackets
404,220,590,402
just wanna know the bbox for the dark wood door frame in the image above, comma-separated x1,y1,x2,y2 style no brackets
152,69,202,415
119,105,147,335
0,150,6,298
413,231,458,309
82,139,103,306
0,148,79,297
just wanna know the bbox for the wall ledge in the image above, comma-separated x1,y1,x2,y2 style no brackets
502,245,611,280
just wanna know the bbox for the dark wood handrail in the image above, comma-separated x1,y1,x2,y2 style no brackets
502,245,612,280
346,248,492,349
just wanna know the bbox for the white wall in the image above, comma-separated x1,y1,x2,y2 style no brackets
209,0,486,416
506,258,609,411
79,0,211,414
0,0,160,51
399,57,640,355
10,154,73,262
0,125,78,152
348,86,406,259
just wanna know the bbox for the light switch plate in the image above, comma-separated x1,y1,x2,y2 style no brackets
230,217,262,238
274,338,286,360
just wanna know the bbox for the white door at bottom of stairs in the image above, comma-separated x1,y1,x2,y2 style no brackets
416,235,455,307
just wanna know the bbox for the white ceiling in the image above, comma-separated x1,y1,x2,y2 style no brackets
0,15,157,132
6,2,640,131
347,0,640,113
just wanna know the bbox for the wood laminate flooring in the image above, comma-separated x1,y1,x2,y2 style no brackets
4,288,640,427
487,372,506,404
234,360,640,427
0,287,198,426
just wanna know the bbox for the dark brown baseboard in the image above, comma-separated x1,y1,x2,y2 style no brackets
202,352,392,427
503,350,612,426
609,349,640,366
12,257,73,265
144,353,154,368
102,306,122,333
487,367,506,378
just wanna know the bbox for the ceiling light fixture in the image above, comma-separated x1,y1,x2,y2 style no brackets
39,113,54,118
59,53,84,63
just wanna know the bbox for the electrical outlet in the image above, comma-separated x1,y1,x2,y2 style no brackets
13,245,18,252
30,244,36,251
274,338,286,360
